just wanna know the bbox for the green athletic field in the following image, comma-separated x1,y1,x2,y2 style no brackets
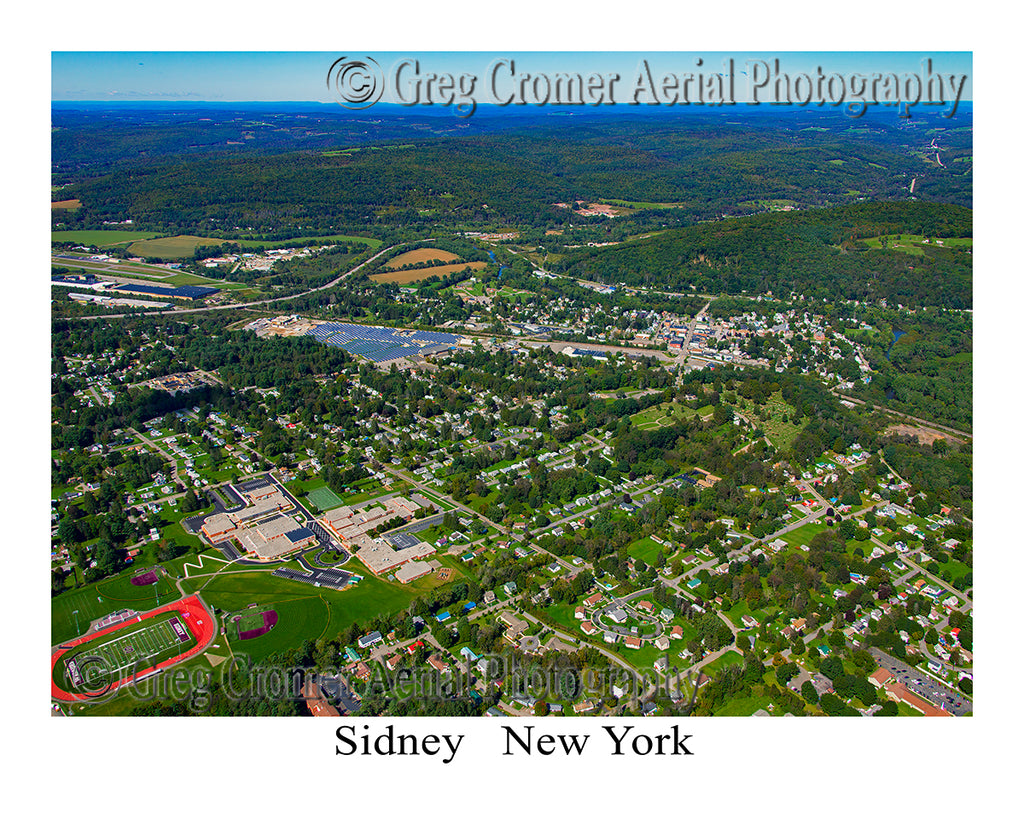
54,611,197,694
52,571,174,645
307,485,345,511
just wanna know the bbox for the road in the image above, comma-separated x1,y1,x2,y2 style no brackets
129,426,182,484
679,299,711,363
68,243,405,320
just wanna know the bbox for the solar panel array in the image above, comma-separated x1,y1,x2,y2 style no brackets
273,566,353,590
304,323,461,363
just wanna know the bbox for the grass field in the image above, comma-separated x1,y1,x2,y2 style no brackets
181,568,423,656
598,199,688,210
51,199,82,209
306,485,345,512
95,572,176,605
52,570,176,645
53,229,163,246
863,234,974,256
126,235,223,258
627,536,666,567
714,694,775,715
780,521,830,551
630,401,689,430
701,650,745,677
53,254,251,290
54,610,196,693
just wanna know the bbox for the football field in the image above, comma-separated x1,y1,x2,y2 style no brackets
55,612,197,694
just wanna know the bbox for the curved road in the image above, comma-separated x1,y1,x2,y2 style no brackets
68,243,406,321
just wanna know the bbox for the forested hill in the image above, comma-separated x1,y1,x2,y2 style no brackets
552,202,972,309
55,111,970,234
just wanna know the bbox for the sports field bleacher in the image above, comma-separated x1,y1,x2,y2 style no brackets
304,323,461,363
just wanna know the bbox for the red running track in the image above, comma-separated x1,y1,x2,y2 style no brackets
51,595,216,703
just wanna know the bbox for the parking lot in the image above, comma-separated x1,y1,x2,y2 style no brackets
870,647,971,716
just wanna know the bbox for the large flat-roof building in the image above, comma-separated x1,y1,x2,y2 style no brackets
237,516,316,560
394,558,440,584
200,488,294,542
198,484,305,559
356,540,436,576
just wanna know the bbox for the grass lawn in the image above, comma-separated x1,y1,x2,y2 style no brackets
540,602,582,634
701,650,745,677
780,521,830,551
465,490,499,514
937,558,972,583
627,536,667,568
630,401,691,430
722,599,773,630
611,639,668,671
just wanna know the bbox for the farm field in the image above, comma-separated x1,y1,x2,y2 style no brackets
372,261,488,284
384,248,460,269
234,234,382,250
51,199,82,209
127,235,223,258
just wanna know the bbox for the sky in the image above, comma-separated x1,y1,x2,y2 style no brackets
51,51,972,106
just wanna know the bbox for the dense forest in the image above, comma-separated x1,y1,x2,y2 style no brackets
53,107,970,236
553,201,972,308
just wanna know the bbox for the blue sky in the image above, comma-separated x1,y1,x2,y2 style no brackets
52,52,972,103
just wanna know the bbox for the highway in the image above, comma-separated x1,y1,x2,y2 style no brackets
66,243,405,321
